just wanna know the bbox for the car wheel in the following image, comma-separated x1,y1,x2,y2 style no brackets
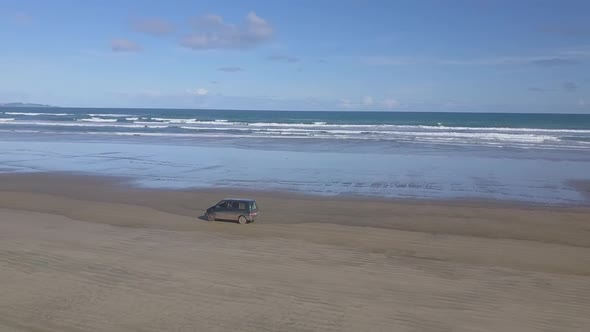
207,213,216,221
238,215,247,224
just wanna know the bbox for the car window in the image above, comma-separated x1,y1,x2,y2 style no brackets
216,201,226,209
238,202,246,210
250,202,257,210
226,201,234,209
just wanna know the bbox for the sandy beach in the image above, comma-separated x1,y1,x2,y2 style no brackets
1,173,589,331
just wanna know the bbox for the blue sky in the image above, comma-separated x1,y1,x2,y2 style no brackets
1,0,589,112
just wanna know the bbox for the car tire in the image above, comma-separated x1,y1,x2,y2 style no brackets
207,213,216,221
238,215,247,224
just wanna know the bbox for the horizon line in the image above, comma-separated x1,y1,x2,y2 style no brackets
1,103,589,115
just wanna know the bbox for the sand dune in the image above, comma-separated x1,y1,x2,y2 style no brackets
1,174,589,331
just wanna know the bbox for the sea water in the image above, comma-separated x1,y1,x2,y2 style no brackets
1,107,589,204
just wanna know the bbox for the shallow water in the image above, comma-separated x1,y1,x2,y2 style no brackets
1,132,589,205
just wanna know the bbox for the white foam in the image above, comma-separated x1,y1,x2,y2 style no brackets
0,129,40,133
78,117,118,122
150,117,200,123
138,118,582,136
102,132,323,139
243,122,590,134
0,120,168,129
179,126,250,131
87,113,132,117
4,112,71,116
392,131,561,143
416,125,590,134
2,116,589,150
177,125,562,143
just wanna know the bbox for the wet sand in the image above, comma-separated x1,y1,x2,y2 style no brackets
1,173,589,331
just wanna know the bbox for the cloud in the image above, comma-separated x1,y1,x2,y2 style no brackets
137,89,162,97
365,56,415,66
542,24,590,36
563,81,578,92
339,99,354,109
382,98,400,109
181,11,273,50
528,87,548,92
579,99,586,107
529,58,580,66
9,11,32,25
114,88,210,99
111,39,142,52
339,97,399,110
363,96,374,106
133,18,174,36
108,89,165,101
366,54,584,67
187,88,208,96
218,66,244,72
529,82,580,93
268,54,300,63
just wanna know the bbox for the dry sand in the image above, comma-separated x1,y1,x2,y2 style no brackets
1,173,589,331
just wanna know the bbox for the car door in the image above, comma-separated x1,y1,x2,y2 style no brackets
225,200,238,220
214,201,228,219
237,201,247,217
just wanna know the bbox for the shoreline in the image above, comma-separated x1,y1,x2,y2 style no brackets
1,172,590,248
3,171,590,209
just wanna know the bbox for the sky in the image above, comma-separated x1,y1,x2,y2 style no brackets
0,0,589,113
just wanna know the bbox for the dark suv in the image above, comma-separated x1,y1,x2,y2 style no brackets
205,198,258,224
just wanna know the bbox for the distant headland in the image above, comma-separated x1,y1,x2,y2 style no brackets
0,102,55,108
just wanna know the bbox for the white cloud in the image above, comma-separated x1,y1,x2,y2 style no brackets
109,89,163,98
218,66,244,72
111,39,142,52
339,97,399,110
268,54,300,63
181,11,273,50
563,81,578,92
339,99,354,109
365,52,586,67
133,18,174,36
138,89,163,97
382,98,400,109
187,88,208,96
8,11,32,25
365,56,415,66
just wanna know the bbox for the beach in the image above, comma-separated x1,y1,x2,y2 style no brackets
1,173,589,331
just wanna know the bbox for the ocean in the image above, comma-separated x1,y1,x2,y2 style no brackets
1,107,590,204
